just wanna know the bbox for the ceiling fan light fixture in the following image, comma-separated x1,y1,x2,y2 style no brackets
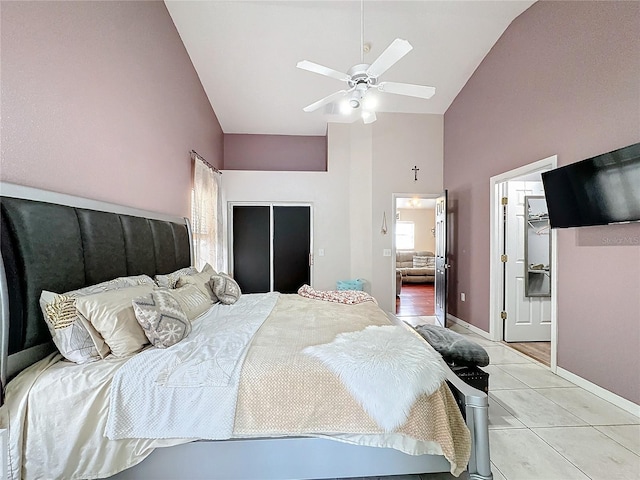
362,94,377,110
362,110,377,124
340,100,353,115
348,89,363,109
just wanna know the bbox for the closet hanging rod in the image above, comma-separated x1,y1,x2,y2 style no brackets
190,149,221,174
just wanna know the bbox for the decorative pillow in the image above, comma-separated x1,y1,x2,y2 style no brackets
169,284,213,320
426,256,436,268
413,255,430,268
155,266,198,289
132,290,191,348
413,324,490,367
208,273,241,305
39,274,156,364
75,284,156,357
175,263,217,302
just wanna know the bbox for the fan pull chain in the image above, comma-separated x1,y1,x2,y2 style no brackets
360,0,364,63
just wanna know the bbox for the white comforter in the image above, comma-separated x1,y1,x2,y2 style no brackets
1,293,470,479
106,292,279,440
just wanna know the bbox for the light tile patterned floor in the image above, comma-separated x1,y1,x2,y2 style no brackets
331,320,640,480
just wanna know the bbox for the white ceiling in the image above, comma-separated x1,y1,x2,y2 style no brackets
165,1,535,136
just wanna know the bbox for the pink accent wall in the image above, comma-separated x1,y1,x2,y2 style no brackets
224,134,327,171
1,1,223,218
444,1,640,403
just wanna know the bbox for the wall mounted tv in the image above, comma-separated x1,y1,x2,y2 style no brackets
541,142,640,228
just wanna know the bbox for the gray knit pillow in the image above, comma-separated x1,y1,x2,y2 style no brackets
132,290,192,348
208,273,241,305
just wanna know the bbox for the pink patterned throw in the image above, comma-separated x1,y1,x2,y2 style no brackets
297,284,376,305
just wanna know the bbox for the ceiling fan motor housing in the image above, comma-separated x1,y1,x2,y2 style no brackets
347,64,377,108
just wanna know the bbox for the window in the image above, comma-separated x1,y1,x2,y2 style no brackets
191,157,225,271
396,221,415,250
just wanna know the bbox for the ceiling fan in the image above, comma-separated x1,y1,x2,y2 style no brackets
297,38,436,124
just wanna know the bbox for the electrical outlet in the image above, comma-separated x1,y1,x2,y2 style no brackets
461,292,466,302
383,249,391,257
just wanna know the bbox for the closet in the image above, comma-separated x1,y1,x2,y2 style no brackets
230,204,312,294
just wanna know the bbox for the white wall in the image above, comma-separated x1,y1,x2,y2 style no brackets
221,123,352,291
371,114,444,311
222,113,444,311
348,123,374,291
397,208,436,253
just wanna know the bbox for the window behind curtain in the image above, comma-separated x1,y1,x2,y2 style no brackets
191,158,225,271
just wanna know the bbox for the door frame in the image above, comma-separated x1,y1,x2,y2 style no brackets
391,192,441,315
489,156,558,372
227,202,314,291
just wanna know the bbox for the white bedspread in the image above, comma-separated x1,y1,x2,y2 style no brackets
106,292,279,440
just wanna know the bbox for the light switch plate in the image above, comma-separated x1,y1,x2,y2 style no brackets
383,249,391,257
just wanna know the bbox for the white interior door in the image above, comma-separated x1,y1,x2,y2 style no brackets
504,180,551,342
434,192,447,327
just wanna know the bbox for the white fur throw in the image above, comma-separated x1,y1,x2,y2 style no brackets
303,325,446,432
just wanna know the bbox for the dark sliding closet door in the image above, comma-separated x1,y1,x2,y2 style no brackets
232,206,271,293
273,206,310,294
232,205,311,294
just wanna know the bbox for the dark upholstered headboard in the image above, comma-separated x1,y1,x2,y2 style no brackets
0,184,192,401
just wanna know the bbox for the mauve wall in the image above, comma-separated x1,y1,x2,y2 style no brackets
1,1,223,218
444,1,639,403
224,134,327,171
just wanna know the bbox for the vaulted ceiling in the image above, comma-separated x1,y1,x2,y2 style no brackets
165,1,535,136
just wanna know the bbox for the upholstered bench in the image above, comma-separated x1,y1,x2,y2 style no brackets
413,324,490,394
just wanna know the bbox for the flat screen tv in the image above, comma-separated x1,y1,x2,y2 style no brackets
541,142,640,228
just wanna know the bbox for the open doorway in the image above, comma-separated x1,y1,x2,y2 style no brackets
489,156,558,370
394,196,437,320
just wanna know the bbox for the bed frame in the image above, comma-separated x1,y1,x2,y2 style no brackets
0,183,492,480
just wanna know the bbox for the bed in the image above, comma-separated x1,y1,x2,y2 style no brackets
0,183,492,480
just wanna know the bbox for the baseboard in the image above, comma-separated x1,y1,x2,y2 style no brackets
556,367,640,417
446,314,492,340
446,315,640,417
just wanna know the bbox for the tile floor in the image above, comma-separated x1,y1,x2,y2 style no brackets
345,318,640,480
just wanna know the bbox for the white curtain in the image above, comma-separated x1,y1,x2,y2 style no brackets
191,157,226,272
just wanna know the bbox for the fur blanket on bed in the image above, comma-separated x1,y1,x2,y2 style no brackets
303,325,446,431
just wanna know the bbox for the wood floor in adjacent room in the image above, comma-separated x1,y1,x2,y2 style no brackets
505,341,551,367
396,283,435,317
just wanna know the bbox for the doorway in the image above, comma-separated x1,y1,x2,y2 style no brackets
393,195,437,321
489,156,558,370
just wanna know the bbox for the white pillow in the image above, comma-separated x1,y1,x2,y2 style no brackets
175,263,217,302
169,284,213,320
39,275,156,363
155,266,197,289
75,284,156,357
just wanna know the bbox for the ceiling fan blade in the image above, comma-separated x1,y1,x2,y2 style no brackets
303,90,349,112
377,81,436,99
297,60,351,82
362,110,377,124
366,39,413,78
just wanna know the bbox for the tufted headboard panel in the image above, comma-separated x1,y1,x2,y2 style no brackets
0,193,191,394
